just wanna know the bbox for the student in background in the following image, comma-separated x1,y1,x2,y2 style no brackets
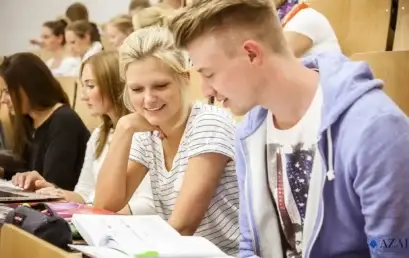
65,2,89,22
105,15,134,50
129,0,151,16
170,0,409,257
65,20,103,63
94,27,239,256
30,2,96,48
132,5,174,30
0,53,90,191
276,0,341,57
41,19,81,76
12,51,155,215
162,0,184,9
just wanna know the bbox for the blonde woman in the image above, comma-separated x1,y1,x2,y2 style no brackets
132,5,174,30
94,27,239,256
128,0,150,16
105,15,134,49
19,51,154,215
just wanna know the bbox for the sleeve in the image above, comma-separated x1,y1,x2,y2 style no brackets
73,129,99,203
187,111,236,160
41,116,90,191
129,133,150,169
65,58,81,77
352,113,409,258
2,147,29,180
128,172,156,215
235,125,258,258
283,8,333,44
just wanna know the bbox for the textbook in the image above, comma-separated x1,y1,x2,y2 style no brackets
69,214,231,258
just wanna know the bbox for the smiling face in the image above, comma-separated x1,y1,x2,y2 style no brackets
125,57,185,127
80,63,112,116
187,34,264,116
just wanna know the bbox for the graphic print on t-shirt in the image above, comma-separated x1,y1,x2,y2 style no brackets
266,141,317,257
266,86,322,258
285,142,316,225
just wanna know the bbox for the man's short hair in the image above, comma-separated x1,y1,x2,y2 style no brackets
169,0,289,55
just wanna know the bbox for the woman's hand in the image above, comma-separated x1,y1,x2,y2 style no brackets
11,171,54,191
118,113,166,138
36,187,67,200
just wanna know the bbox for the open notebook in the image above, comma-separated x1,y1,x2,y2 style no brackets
69,214,232,258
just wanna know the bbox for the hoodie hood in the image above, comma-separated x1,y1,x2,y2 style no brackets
237,52,383,138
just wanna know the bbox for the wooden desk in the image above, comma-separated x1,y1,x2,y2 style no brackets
0,224,81,258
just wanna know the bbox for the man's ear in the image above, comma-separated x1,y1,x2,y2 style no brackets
183,71,190,80
242,40,262,65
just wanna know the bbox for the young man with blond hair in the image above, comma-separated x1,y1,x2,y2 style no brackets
169,0,409,257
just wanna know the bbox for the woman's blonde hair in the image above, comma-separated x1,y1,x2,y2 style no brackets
132,5,174,30
80,51,129,158
119,26,191,126
106,14,134,36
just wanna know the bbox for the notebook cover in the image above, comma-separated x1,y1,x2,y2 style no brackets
45,202,117,220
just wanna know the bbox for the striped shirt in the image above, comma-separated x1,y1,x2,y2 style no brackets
129,102,240,256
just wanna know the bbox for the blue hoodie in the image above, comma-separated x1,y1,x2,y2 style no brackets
235,52,409,258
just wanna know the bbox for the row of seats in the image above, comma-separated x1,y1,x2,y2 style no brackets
351,50,409,116
308,0,409,55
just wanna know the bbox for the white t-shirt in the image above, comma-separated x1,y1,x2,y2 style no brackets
129,102,240,256
266,87,323,257
46,57,81,77
74,128,155,215
284,8,341,56
82,41,103,62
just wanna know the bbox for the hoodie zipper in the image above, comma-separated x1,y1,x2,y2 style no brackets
304,182,325,258
303,134,329,258
240,139,261,255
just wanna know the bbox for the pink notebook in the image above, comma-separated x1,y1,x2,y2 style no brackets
46,202,117,220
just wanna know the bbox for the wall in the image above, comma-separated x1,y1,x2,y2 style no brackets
0,0,130,55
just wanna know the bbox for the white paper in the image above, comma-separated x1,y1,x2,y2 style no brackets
72,214,230,257
0,179,23,191
69,245,129,258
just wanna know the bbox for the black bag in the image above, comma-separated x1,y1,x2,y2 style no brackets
4,203,73,249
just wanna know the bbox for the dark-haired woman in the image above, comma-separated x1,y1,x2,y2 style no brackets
0,53,90,191
42,19,81,76
65,20,103,63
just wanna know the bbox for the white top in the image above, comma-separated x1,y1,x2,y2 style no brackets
284,8,341,56
82,41,103,62
46,57,81,77
74,128,155,215
129,103,240,256
265,86,323,257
